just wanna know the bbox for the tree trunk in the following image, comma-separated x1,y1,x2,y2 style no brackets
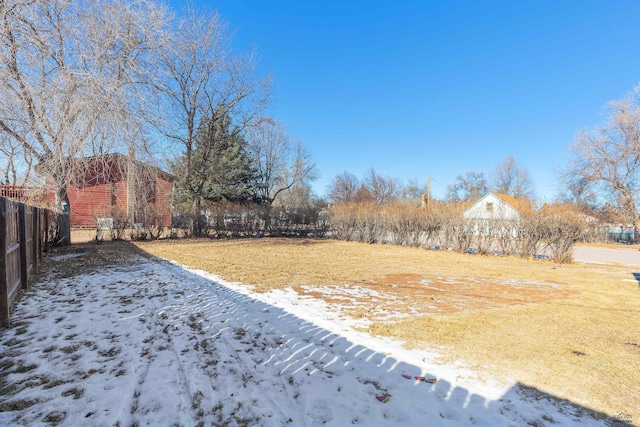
54,178,71,245
616,186,640,234
193,193,202,237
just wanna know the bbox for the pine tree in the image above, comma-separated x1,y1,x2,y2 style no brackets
195,111,257,203
171,108,258,235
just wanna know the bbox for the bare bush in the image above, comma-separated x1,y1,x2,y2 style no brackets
92,206,127,241
469,219,498,255
383,204,426,247
517,213,547,258
422,209,444,248
493,221,520,256
442,214,472,252
540,205,589,263
327,200,587,263
353,204,382,244
329,204,358,241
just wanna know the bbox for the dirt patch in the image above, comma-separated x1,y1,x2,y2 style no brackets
42,241,143,280
294,273,575,319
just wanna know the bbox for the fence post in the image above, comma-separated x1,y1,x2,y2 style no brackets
37,209,42,262
43,210,49,253
18,203,28,290
32,207,39,275
1,198,9,327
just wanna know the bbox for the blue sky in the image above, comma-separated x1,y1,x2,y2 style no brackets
183,0,640,201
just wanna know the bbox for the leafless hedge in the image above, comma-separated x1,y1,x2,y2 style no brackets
91,200,329,241
328,202,589,263
170,202,329,239
92,204,167,242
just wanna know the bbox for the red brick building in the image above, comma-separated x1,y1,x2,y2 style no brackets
49,154,174,228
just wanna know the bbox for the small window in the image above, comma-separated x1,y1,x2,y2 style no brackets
486,202,493,212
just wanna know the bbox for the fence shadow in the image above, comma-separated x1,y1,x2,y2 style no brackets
1,241,627,426
149,250,621,426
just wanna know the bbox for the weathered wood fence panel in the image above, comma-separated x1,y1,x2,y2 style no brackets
0,197,51,327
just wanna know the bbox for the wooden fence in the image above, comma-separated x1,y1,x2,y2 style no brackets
0,197,52,327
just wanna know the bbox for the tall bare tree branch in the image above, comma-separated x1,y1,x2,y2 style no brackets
567,87,640,229
0,0,169,243
247,118,317,206
492,155,535,200
155,4,270,237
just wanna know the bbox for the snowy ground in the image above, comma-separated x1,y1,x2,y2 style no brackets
0,251,613,426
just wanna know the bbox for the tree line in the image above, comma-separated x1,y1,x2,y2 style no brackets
327,156,534,205
0,0,316,242
1,0,638,244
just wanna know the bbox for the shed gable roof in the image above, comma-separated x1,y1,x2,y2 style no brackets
492,193,523,212
463,192,527,217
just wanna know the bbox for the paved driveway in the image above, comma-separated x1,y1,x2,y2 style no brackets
573,245,640,266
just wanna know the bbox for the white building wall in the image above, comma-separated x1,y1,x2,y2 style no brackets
463,193,520,221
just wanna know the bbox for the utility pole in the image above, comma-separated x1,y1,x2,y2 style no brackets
427,176,431,209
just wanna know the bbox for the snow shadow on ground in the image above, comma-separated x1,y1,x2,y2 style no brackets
0,243,618,426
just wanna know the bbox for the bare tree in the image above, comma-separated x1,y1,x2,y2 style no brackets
327,171,360,203
492,156,535,199
353,185,375,204
400,178,429,199
0,134,34,185
156,5,270,237
557,175,599,214
446,170,487,202
247,118,317,206
363,168,399,205
567,88,640,230
0,0,169,243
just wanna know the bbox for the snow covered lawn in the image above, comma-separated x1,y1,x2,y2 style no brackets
0,246,611,426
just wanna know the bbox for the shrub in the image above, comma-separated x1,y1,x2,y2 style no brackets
327,200,589,263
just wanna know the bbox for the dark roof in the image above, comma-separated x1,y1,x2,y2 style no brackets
76,153,174,182
37,153,175,184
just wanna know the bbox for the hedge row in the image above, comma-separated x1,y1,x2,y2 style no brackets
328,202,589,263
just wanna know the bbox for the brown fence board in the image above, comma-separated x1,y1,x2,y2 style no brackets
0,198,7,325
5,200,20,310
23,204,36,281
1,197,51,327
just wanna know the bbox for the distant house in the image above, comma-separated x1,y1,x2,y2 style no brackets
463,193,529,236
46,153,174,228
463,192,525,222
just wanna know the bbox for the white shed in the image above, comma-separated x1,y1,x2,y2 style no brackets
463,192,523,221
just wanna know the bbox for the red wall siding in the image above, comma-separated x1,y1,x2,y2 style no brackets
44,156,173,229
113,181,128,215
68,184,113,227
68,178,172,228
155,179,173,227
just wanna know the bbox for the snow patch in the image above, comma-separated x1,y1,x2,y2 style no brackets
0,256,609,426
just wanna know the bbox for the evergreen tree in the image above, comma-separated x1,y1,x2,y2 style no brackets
171,108,258,235
195,111,258,203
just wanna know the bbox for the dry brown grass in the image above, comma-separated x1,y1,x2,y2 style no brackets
135,237,640,420
70,229,96,243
